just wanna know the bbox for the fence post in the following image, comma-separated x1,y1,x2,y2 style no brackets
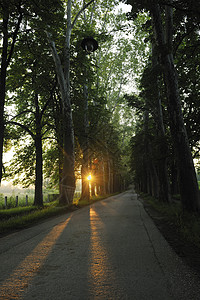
5,196,7,208
16,195,18,207
26,195,28,206
47,194,50,203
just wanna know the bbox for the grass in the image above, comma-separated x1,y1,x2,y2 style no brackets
0,193,118,235
142,193,200,249
0,200,70,234
0,206,38,220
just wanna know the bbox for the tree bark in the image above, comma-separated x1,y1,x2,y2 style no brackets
0,12,9,184
151,3,200,211
59,106,75,204
143,109,160,198
110,159,114,194
152,40,171,203
34,134,43,206
80,78,90,201
81,164,90,200
34,94,43,206
46,8,75,204
0,5,22,184
46,0,96,204
170,158,179,195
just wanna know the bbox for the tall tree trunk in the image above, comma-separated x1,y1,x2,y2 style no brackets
59,105,75,204
110,159,114,194
34,94,43,206
152,40,171,203
52,93,63,194
99,159,106,195
80,77,90,200
46,0,95,204
80,163,90,200
170,158,179,195
0,13,8,184
144,110,159,198
60,0,75,204
107,157,111,194
58,149,63,195
34,134,43,206
91,178,95,196
151,3,200,211
46,2,75,205
0,5,22,184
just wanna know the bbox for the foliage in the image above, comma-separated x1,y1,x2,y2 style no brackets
146,195,200,248
1,0,138,204
128,0,200,210
0,203,68,234
1,0,199,213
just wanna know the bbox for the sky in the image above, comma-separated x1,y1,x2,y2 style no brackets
115,2,132,13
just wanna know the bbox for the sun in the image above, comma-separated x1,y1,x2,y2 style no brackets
87,174,92,181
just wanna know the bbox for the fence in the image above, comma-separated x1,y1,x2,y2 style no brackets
1,194,59,209
1,191,81,209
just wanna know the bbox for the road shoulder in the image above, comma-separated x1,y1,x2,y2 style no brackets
140,195,200,278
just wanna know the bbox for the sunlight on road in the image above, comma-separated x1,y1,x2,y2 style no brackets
0,215,72,299
89,207,121,298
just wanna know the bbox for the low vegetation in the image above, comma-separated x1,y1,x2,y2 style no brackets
0,194,117,235
143,194,200,249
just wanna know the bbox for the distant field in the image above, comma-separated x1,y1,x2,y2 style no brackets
0,193,51,209
0,190,81,209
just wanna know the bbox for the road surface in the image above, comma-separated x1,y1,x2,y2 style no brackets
0,189,200,299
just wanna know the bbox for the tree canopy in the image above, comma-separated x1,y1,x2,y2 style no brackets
0,0,200,212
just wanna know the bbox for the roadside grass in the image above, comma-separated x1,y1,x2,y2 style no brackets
0,193,118,235
0,201,70,234
142,193,200,249
0,206,38,220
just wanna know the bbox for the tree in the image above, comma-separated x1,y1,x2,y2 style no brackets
46,0,97,205
0,0,23,184
151,3,200,211
174,16,200,158
6,51,56,206
4,2,62,205
127,0,200,211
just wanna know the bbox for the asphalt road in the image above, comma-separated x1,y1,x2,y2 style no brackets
0,189,200,300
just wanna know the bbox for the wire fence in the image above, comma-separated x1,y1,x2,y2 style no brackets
0,191,81,210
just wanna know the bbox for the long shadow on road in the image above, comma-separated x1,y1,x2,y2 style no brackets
1,190,200,299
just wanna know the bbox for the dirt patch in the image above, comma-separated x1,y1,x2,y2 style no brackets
141,197,200,277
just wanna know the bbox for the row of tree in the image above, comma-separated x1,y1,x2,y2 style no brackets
0,0,142,206
127,0,200,212
3,0,199,213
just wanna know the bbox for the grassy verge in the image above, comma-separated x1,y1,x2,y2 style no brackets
0,202,72,235
142,193,200,248
0,193,118,235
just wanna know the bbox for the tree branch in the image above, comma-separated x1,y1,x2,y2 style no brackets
174,25,197,55
45,31,67,105
7,121,35,139
10,110,33,120
71,0,96,29
7,7,23,66
40,81,57,118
